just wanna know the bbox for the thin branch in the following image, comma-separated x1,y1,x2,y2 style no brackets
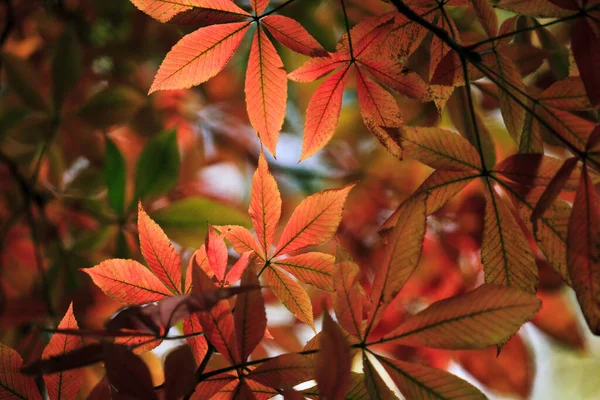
460,55,488,170
340,0,355,61
388,0,481,62
260,0,298,18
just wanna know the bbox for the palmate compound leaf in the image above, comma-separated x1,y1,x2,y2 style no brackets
129,0,251,25
568,166,600,334
245,25,288,155
316,311,352,400
42,304,83,400
0,344,43,400
250,0,269,15
149,21,251,93
249,150,281,258
377,355,486,400
378,284,540,349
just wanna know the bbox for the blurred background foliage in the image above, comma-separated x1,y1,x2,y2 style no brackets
0,0,599,398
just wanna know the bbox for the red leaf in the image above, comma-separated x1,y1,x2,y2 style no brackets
138,202,182,294
333,261,366,340
104,345,157,400
250,0,269,14
192,266,239,363
217,225,262,257
183,315,209,363
262,15,327,57
572,17,600,107
235,268,267,361
249,151,281,258
206,226,229,283
249,353,314,388
245,26,288,155
0,343,42,400
267,266,314,329
164,345,197,400
316,311,351,399
150,22,250,93
567,166,600,334
288,56,347,82
42,303,83,400
300,66,350,160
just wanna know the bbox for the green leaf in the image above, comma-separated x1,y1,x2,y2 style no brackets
78,86,144,128
104,137,127,215
150,197,251,248
0,52,50,112
134,129,180,202
52,27,82,109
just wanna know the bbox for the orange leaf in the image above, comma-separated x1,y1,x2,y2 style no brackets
359,59,431,101
482,184,538,293
216,225,262,257
249,151,281,258
334,261,366,340
378,355,486,399
262,15,327,57
206,227,228,283
192,266,238,363
42,303,83,400
250,0,269,14
249,353,314,389
273,252,335,292
0,343,43,399
129,0,251,25
267,267,314,330
274,183,355,257
356,67,403,159
399,127,483,171
138,202,182,294
316,311,351,400
369,195,427,333
245,26,288,155
234,268,266,361
380,284,540,349
567,166,600,334
287,56,347,82
149,21,250,93
83,259,171,304
300,66,350,161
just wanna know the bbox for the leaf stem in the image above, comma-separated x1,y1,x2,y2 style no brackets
340,0,355,61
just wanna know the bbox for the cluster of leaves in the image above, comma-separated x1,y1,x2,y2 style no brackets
1,0,600,398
